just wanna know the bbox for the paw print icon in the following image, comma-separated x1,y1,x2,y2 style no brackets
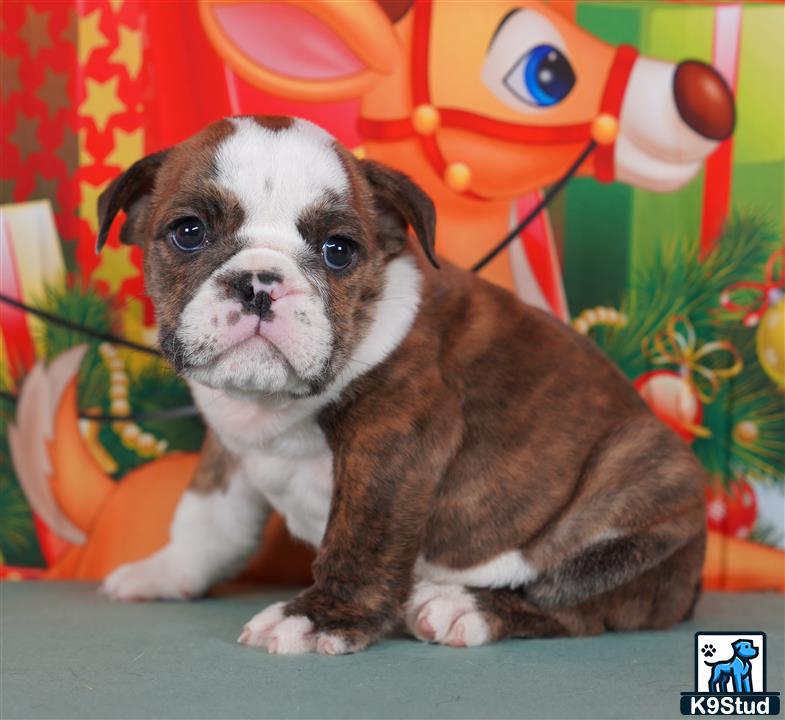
701,643,716,657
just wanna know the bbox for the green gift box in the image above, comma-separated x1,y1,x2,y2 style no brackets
561,1,785,315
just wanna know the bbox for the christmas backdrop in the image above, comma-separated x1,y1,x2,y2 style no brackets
1,0,783,591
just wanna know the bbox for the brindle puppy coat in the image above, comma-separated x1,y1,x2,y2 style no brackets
98,116,706,654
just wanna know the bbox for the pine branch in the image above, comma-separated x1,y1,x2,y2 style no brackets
694,324,785,482
596,211,779,376
591,209,783,486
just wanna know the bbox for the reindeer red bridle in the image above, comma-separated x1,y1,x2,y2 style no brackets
358,0,638,200
358,0,639,270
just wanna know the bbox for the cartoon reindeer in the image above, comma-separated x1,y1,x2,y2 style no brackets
198,0,734,317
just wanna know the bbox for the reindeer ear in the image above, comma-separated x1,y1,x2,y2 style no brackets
546,0,577,21
361,160,438,269
198,0,402,101
96,150,169,252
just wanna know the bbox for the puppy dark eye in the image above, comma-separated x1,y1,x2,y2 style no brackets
170,217,206,252
322,236,356,271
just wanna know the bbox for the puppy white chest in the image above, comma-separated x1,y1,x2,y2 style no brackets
241,432,333,548
191,383,334,548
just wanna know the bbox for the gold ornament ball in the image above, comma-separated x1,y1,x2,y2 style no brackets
121,424,141,443
733,420,759,445
412,104,440,135
111,399,130,416
110,370,128,386
137,432,156,454
444,162,472,192
591,113,619,146
756,297,784,387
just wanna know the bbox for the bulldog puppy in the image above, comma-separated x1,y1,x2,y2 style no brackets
98,116,706,654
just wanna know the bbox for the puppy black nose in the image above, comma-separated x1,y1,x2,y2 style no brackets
232,273,272,316
246,289,272,316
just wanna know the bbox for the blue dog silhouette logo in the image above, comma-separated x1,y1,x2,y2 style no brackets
704,639,758,693
681,632,780,716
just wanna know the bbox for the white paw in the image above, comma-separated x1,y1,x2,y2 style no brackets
100,549,198,601
238,602,316,655
315,633,350,656
238,603,354,656
404,582,491,647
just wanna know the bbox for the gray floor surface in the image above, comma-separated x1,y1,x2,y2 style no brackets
2,582,783,720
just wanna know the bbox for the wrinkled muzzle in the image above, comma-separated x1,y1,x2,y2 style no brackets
173,247,333,395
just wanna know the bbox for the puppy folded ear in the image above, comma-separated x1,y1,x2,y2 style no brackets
361,159,439,268
96,150,170,252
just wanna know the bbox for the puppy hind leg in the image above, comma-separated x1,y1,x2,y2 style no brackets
471,587,604,639
524,416,707,621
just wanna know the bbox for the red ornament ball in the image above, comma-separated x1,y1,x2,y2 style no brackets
634,370,702,442
705,479,758,539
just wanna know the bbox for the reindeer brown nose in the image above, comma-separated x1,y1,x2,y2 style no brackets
673,60,735,141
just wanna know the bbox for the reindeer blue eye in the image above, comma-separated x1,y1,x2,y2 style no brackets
504,44,575,107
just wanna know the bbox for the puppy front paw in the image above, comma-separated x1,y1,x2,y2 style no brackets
100,549,200,601
238,602,317,655
238,597,377,656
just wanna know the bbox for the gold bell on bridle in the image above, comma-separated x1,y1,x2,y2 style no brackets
412,104,440,135
444,162,472,192
591,113,619,146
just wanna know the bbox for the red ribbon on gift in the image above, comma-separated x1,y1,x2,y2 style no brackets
720,248,784,327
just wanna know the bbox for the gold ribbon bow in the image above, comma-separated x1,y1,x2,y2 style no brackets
643,316,743,405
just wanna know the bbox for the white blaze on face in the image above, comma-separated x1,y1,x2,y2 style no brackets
216,117,349,252
176,118,350,394
615,57,718,191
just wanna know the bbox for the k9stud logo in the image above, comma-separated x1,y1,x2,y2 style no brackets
681,632,780,716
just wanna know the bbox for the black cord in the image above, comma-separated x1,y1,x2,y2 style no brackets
0,293,160,356
80,405,200,422
471,140,597,272
0,295,199,422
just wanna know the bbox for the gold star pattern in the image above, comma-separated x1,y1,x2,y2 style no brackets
77,126,97,167
8,112,41,162
109,26,142,79
80,76,125,132
77,9,109,66
109,0,125,14
91,242,139,294
1,54,22,101
18,5,51,59
79,178,108,233
36,66,71,116
105,127,143,168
